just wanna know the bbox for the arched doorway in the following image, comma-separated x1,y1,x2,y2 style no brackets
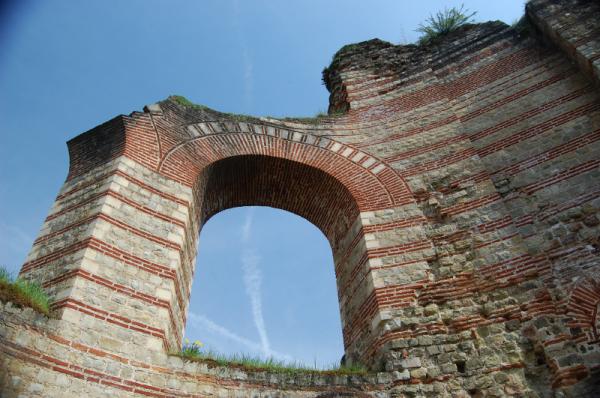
186,206,344,367
19,105,426,369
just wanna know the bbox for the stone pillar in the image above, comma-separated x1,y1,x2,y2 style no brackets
19,122,196,361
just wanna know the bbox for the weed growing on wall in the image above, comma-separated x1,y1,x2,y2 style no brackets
174,341,368,376
416,4,477,45
0,266,50,315
181,339,204,356
170,95,259,122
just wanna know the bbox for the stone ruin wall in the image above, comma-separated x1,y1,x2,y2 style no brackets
1,0,600,396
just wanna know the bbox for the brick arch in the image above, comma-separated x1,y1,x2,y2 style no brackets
48,112,431,367
194,155,359,252
566,278,600,343
152,121,424,363
188,154,365,356
157,121,415,212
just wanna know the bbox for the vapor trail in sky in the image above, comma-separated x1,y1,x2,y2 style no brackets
241,210,271,357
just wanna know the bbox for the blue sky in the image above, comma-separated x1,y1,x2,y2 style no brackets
0,0,525,367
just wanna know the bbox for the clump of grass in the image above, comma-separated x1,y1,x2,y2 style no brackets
0,267,11,283
314,110,328,118
416,4,477,45
0,266,50,315
174,341,368,376
181,339,205,357
169,95,258,122
171,95,347,124
170,95,210,110
277,108,346,124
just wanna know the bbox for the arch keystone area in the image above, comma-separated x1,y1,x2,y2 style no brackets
156,119,414,210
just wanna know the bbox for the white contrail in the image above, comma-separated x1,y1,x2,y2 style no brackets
187,311,292,361
240,210,271,357
188,311,258,350
241,209,252,242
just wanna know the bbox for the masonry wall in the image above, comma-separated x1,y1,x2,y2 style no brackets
2,0,600,396
321,1,600,394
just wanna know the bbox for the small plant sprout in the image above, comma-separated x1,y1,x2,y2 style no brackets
0,267,11,283
181,338,204,357
416,4,477,45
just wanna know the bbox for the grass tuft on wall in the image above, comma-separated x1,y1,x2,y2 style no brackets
0,266,51,316
416,4,477,45
174,341,368,376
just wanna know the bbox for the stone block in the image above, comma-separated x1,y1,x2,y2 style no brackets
400,357,422,369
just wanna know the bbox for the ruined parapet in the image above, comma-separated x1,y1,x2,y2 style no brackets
2,0,600,396
527,0,600,86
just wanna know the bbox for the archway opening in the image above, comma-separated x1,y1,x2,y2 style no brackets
185,206,344,367
184,154,365,365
